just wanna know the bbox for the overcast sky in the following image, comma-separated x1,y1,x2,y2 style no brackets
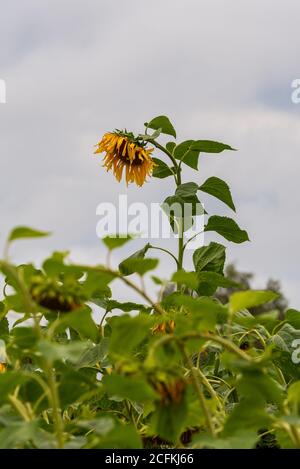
1,0,300,308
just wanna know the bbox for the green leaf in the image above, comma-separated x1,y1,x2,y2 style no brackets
223,398,272,436
162,193,204,234
199,176,236,211
271,323,300,353
58,363,98,407
108,315,153,356
78,417,115,436
10,327,39,350
37,340,88,364
286,309,300,329
192,140,236,154
174,294,227,317
42,256,85,279
175,182,198,199
163,294,228,330
197,271,240,296
173,140,235,170
234,310,279,331
0,319,9,339
192,430,259,449
103,374,157,402
102,235,133,250
197,271,239,288
174,183,204,219
173,140,200,169
118,258,158,276
152,158,174,179
82,270,113,298
8,226,51,243
146,115,176,138
119,243,151,276
230,290,279,314
237,370,283,405
287,381,300,408
58,307,99,342
76,340,109,369
151,275,164,285
0,372,29,404
0,420,39,449
205,216,249,243
92,422,142,449
193,242,226,274
166,141,176,154
172,271,199,290
104,300,149,313
151,399,187,443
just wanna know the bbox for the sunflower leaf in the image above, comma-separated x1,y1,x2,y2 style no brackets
205,216,249,244
152,158,174,179
118,243,151,276
146,115,176,138
199,176,236,212
102,234,133,250
8,226,51,243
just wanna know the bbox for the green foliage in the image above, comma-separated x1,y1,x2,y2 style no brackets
173,140,235,170
8,226,51,243
102,234,133,250
205,216,249,243
118,243,151,276
199,176,236,211
0,114,298,450
152,158,174,179
103,374,157,402
146,115,176,138
229,290,280,314
193,242,226,274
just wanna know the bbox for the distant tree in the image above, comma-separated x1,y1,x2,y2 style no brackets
216,264,288,319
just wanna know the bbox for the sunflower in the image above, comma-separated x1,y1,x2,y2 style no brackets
0,363,6,373
149,375,186,406
29,274,85,313
94,131,155,186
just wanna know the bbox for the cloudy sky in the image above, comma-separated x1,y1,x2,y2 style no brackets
1,0,300,308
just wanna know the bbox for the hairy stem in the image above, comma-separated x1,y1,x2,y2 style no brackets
149,245,179,268
179,342,216,437
151,140,179,174
45,364,64,449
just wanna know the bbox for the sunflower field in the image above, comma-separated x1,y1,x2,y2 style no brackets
1,115,300,450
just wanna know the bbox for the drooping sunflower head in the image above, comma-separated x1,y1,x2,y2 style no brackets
29,274,85,313
94,130,155,187
149,373,186,406
152,319,175,335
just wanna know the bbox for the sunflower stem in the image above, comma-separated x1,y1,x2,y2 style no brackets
151,140,179,183
178,342,216,437
148,245,179,268
176,163,184,288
